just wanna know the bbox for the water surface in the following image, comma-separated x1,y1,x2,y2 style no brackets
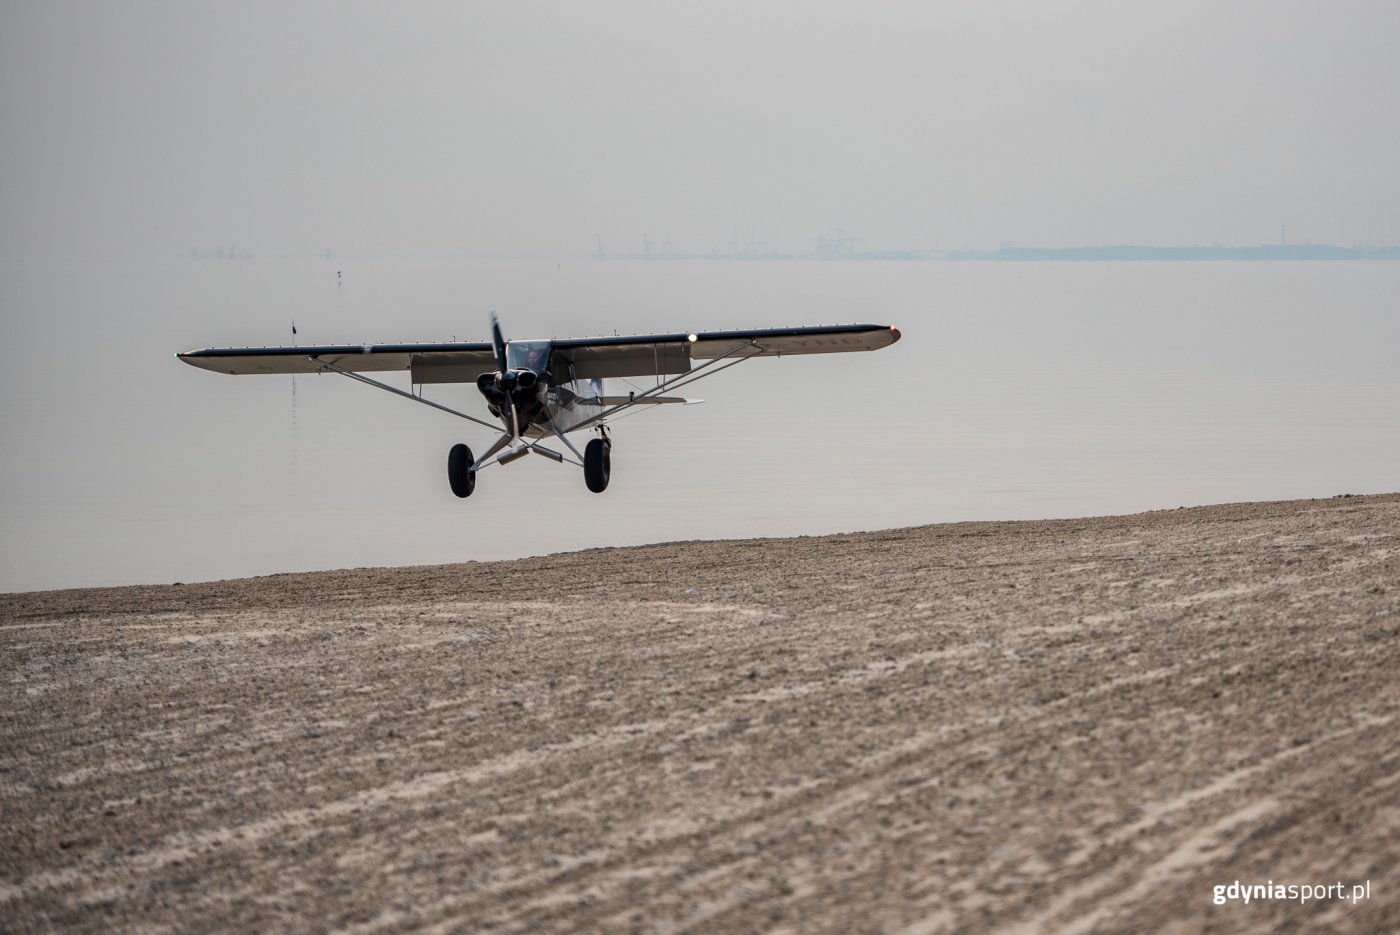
2,258,1396,590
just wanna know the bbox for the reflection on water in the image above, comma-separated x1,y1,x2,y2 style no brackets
2,258,1397,590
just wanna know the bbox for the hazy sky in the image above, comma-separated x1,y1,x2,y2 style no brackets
4,1,1399,259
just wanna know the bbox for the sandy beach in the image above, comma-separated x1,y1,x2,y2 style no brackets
2,493,1397,933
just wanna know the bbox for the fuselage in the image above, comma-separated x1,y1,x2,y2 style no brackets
477,340,607,439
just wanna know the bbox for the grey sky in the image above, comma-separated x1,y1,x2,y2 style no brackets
4,1,1399,260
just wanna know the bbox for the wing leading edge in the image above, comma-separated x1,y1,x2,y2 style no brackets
177,323,900,381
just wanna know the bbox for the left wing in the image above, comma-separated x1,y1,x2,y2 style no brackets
555,323,900,378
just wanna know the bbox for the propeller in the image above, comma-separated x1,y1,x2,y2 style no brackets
489,312,521,439
490,311,508,376
491,312,519,393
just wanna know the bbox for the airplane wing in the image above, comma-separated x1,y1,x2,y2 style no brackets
177,324,899,381
555,323,900,378
176,342,499,383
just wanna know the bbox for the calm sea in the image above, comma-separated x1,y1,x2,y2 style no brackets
2,257,1396,591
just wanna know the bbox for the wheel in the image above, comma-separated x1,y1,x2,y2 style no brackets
447,443,476,498
584,438,611,493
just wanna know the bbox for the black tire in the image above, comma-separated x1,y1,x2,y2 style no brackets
447,443,476,498
584,438,611,493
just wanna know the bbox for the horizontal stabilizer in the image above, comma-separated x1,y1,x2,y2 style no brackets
597,395,699,405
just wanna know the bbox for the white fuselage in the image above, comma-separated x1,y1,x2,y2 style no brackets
519,377,607,438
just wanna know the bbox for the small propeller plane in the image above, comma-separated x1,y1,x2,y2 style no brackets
178,316,901,496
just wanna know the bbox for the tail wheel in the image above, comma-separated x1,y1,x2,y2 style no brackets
584,438,611,493
448,443,476,498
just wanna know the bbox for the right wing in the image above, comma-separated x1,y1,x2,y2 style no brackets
177,342,498,384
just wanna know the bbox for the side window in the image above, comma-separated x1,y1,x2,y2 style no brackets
550,350,575,384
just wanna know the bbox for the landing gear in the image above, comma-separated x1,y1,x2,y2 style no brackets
447,443,476,498
584,438,611,493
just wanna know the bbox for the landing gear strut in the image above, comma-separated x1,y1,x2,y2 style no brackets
447,443,476,498
584,437,611,493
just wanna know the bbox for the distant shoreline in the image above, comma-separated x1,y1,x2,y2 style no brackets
177,243,1400,263
946,243,1400,261
3,493,1394,600
589,243,1400,262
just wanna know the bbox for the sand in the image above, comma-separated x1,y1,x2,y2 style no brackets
2,493,1398,933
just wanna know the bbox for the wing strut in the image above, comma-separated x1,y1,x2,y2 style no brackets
569,340,760,432
310,356,502,432
546,419,586,466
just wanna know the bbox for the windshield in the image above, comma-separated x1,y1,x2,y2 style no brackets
506,340,550,374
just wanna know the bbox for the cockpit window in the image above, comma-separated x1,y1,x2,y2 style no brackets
506,340,551,374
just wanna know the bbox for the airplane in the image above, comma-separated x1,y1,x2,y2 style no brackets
178,315,901,497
